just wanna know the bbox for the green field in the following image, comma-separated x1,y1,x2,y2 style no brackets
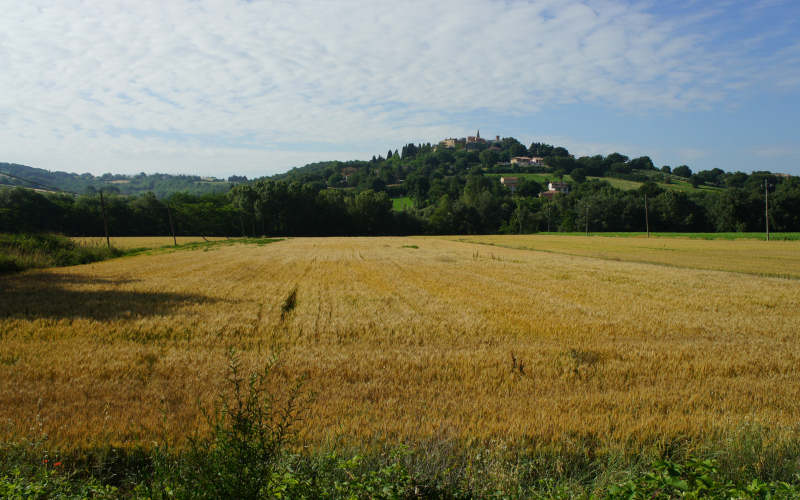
536,231,800,240
391,196,415,211
488,172,720,193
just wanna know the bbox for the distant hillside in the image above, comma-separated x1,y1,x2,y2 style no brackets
0,163,243,198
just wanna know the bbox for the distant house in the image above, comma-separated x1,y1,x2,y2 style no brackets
539,181,570,199
438,137,465,149
500,176,519,193
511,156,545,166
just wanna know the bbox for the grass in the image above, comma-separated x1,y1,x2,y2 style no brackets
74,236,228,250
391,196,414,211
535,231,800,240
488,172,721,193
0,233,125,274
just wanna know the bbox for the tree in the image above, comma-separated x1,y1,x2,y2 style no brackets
327,173,344,186
571,168,587,183
628,156,655,170
673,165,692,178
479,150,499,168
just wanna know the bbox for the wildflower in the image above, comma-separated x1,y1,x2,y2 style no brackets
53,461,62,467
42,459,48,464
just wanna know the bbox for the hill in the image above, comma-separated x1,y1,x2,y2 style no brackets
0,162,241,198
2,135,798,236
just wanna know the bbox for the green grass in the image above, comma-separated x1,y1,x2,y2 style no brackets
0,235,284,274
536,231,800,240
488,172,720,193
391,196,415,211
0,233,125,274
129,237,283,257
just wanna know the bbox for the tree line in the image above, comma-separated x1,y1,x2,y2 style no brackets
2,136,799,236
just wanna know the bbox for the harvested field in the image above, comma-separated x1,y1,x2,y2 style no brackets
1,236,800,451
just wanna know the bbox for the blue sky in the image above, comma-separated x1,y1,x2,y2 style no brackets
1,0,799,177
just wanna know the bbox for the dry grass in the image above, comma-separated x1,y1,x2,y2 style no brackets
73,236,227,250
448,234,800,279
1,236,800,452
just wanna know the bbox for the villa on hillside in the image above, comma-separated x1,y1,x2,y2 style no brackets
437,130,502,150
438,137,465,148
510,156,545,166
539,181,570,199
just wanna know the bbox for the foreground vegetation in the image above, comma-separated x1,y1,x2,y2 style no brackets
2,352,799,498
0,233,124,274
2,235,800,496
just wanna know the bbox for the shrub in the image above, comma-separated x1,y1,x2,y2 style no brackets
152,349,308,499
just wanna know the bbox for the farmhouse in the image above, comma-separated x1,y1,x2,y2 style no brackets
511,156,546,166
539,181,570,199
438,137,465,149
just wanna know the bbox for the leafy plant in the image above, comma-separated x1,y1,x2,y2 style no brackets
157,348,307,499
607,457,800,499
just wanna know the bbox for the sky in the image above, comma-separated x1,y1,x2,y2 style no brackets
1,0,799,178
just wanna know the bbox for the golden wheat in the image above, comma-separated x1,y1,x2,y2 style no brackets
1,236,799,451
446,234,800,278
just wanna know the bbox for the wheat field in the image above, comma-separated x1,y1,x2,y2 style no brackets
1,236,799,451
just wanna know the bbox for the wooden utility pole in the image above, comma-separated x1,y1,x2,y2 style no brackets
644,194,650,238
545,203,551,233
584,202,589,236
166,203,177,247
765,179,770,241
99,190,110,249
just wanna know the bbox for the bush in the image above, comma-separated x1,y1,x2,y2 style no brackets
0,233,123,273
150,349,308,499
607,457,800,499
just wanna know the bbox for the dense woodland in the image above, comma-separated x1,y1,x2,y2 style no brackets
2,137,799,236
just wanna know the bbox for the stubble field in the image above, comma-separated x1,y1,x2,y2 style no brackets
2,235,800,455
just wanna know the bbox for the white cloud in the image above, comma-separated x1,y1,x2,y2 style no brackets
0,0,795,175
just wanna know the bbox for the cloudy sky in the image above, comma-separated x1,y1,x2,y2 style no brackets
2,0,799,177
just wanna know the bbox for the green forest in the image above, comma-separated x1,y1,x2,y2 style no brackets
2,137,799,236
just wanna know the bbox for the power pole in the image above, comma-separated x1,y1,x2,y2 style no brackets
584,202,589,236
644,194,650,238
167,203,177,247
99,190,110,249
765,179,770,242
545,203,551,232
